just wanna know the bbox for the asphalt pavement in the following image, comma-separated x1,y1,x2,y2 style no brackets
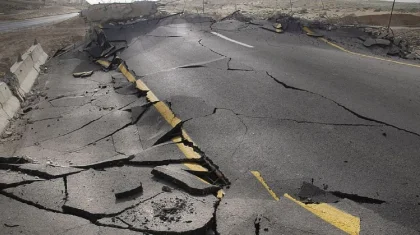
116,16,420,233
0,13,79,33
1,15,420,234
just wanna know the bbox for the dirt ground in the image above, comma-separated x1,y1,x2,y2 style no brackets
160,0,420,20
0,6,81,21
159,0,420,55
0,0,87,21
0,16,88,77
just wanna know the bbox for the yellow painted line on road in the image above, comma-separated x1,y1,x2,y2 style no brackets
284,193,360,235
118,64,137,83
118,64,224,197
96,59,111,68
251,170,360,234
250,171,280,201
302,26,420,69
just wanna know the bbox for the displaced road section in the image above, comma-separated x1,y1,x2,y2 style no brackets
1,13,420,234
0,13,79,33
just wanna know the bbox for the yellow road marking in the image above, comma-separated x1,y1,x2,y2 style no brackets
302,26,420,69
284,193,360,235
118,64,136,83
250,171,280,201
118,64,224,197
217,190,225,199
251,170,360,234
96,60,111,68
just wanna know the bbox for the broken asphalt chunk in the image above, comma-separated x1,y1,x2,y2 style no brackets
297,182,340,204
3,178,66,212
387,45,401,56
261,25,283,33
73,71,94,78
104,46,126,58
72,154,134,169
297,182,386,204
306,31,324,37
85,44,103,58
363,38,391,47
112,125,144,156
128,104,151,124
115,182,143,200
101,191,216,234
63,167,165,218
152,165,221,196
0,156,35,164
39,110,132,152
0,163,82,179
330,191,386,204
153,122,183,146
136,102,179,149
0,194,102,234
0,169,43,189
129,143,199,166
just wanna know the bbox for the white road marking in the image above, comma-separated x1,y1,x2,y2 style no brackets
211,32,254,48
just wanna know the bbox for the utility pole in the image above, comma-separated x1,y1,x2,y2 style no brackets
387,0,396,33
289,0,293,13
202,0,205,13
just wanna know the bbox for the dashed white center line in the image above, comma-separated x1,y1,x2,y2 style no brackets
211,32,254,48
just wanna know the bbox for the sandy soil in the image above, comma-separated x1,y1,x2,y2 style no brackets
0,16,87,77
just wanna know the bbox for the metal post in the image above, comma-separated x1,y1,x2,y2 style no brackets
387,0,396,33
202,0,205,13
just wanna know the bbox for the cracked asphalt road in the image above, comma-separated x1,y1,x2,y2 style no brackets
118,16,420,233
1,14,420,234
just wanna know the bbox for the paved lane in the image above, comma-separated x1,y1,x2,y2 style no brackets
0,13,79,33
103,16,420,233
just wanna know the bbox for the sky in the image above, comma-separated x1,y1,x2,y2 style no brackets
86,0,157,4
85,0,420,5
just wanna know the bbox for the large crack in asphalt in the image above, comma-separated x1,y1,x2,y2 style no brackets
197,36,420,136
266,72,420,137
0,184,166,233
198,39,226,58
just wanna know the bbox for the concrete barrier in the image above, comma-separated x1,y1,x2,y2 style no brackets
28,44,48,71
0,82,20,135
0,43,48,134
9,43,48,96
85,2,158,22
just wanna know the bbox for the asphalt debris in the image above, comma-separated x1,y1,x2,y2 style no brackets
152,165,221,196
115,182,143,200
73,71,94,78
